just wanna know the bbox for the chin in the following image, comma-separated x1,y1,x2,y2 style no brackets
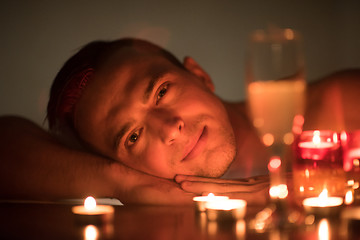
198,155,235,178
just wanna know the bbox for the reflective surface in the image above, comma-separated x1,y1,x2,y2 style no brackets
1,201,360,240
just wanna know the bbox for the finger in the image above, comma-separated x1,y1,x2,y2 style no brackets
121,180,196,206
179,180,269,195
243,174,270,183
175,175,268,185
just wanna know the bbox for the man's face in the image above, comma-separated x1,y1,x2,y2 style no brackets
74,47,236,178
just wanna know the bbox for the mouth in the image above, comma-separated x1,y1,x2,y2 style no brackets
182,126,208,162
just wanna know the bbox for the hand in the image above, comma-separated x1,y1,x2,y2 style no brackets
111,163,196,205
123,177,196,205
174,175,270,205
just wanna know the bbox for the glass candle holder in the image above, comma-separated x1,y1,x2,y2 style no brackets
293,130,346,203
341,130,360,203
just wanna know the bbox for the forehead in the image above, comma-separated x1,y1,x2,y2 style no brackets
77,46,176,111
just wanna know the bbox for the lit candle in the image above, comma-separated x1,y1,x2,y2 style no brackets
298,130,335,160
193,193,229,212
205,199,247,221
302,189,343,215
293,130,345,202
72,196,114,224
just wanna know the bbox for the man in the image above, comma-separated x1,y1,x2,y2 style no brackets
0,38,359,205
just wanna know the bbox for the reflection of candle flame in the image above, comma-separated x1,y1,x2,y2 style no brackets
84,225,98,240
318,219,330,240
345,190,354,205
236,220,246,239
207,221,217,236
84,196,97,210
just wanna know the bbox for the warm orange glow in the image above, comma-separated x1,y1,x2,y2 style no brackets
340,131,348,142
354,159,360,168
303,188,343,207
84,196,97,210
269,184,288,199
284,28,295,40
293,114,305,126
318,219,330,240
283,132,294,145
312,130,321,145
207,221,218,235
268,157,281,172
205,199,247,211
332,133,338,144
253,118,264,128
304,215,315,225
84,225,98,240
318,188,328,200
345,190,354,205
263,133,274,146
236,220,246,239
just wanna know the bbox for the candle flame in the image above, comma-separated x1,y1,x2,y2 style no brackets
312,130,321,145
318,189,328,207
345,190,354,205
207,193,215,198
84,196,97,210
319,188,328,199
332,133,338,144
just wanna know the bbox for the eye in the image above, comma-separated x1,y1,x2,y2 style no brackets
156,83,169,104
127,129,141,147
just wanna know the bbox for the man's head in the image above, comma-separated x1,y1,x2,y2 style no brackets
47,38,236,179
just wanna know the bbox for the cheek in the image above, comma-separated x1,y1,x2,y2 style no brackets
140,142,173,178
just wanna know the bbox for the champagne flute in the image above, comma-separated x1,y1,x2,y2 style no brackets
246,28,306,227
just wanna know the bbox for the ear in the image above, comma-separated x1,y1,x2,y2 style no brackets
183,56,215,92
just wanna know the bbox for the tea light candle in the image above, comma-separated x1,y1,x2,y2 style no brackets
302,189,343,215
193,193,229,212
72,196,114,224
298,130,335,160
293,130,345,202
205,199,247,221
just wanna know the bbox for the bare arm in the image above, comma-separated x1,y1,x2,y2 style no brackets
0,116,193,205
304,69,360,131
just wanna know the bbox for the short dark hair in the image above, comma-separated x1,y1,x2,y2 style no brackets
46,38,183,133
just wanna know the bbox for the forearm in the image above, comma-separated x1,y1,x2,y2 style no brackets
0,116,120,200
304,69,360,131
0,116,193,205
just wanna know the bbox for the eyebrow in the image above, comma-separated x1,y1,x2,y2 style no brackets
113,122,132,151
143,71,168,103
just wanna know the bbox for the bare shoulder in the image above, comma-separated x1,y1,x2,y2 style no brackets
304,69,360,131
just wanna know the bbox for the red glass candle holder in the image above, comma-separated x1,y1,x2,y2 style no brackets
341,130,360,203
293,130,346,202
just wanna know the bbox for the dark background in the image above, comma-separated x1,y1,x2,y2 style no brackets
1,0,359,125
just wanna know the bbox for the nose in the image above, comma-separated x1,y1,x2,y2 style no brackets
148,112,184,145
